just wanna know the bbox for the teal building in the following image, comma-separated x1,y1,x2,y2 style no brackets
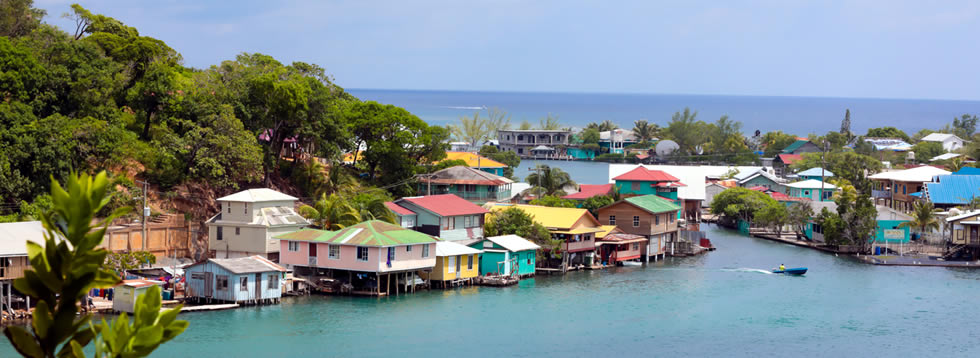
468,235,541,278
612,166,684,200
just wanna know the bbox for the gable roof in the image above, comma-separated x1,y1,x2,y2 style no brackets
188,255,286,274
274,220,439,246
217,188,297,202
397,194,489,217
442,152,507,168
594,225,621,239
384,202,416,216
926,175,980,205
869,166,951,182
781,140,811,154
484,235,541,252
737,170,786,185
875,205,914,222
613,167,681,182
563,184,614,200
0,221,46,257
786,179,837,189
435,241,483,256
419,166,513,186
797,167,835,177
621,195,682,214
486,203,600,230
776,154,803,165
921,133,965,142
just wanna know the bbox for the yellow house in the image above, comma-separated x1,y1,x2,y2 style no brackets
430,241,482,288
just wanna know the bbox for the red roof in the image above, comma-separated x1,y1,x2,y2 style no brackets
563,184,615,200
612,167,681,182
384,201,415,216
777,154,803,164
635,153,650,160
397,194,489,217
747,186,769,191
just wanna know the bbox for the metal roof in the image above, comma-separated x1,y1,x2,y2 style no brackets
384,202,416,216
484,235,541,252
418,166,513,185
781,140,810,154
0,221,45,257
435,241,482,257
954,167,980,176
921,133,965,142
926,175,980,205
869,166,951,182
622,195,682,214
563,184,614,200
397,194,489,217
188,255,287,274
797,168,835,177
486,203,600,230
275,220,439,246
613,167,681,182
786,179,837,189
217,188,297,203
442,152,507,168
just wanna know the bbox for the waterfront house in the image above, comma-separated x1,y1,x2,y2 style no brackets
703,182,729,209
924,175,980,210
385,201,417,228
206,188,310,262
275,221,438,296
947,210,980,259
773,154,802,177
869,166,951,212
596,195,681,261
595,226,648,265
805,202,913,244
921,133,967,152
0,221,44,311
486,204,603,267
612,167,685,199
416,166,514,203
599,129,640,154
113,279,164,313
781,139,822,155
394,194,489,241
563,184,615,201
786,179,837,201
796,167,834,182
440,152,509,176
184,255,287,304
430,241,482,287
468,235,540,277
496,129,571,158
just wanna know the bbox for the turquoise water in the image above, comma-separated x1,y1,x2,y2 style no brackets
515,159,609,185
6,225,979,356
348,89,980,135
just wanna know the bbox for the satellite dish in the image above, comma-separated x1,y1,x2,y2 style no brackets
950,208,962,216
695,145,704,155
655,140,680,157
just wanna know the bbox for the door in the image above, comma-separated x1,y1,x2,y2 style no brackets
255,273,262,300
455,256,461,279
204,272,213,298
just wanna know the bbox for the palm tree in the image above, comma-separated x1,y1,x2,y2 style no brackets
898,201,940,238
633,120,657,142
298,193,362,230
599,120,618,132
526,165,576,196
351,192,398,224
947,157,965,172
448,112,490,147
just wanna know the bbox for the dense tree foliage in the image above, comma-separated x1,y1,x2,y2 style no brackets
528,195,577,208
581,195,614,216
791,152,882,194
865,127,911,142
478,145,521,179
483,207,560,259
710,188,777,224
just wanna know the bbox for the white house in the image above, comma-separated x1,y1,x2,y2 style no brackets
921,133,967,152
206,188,310,262
112,279,165,313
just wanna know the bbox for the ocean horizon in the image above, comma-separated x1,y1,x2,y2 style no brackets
348,88,979,136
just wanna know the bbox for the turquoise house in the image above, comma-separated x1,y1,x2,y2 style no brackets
797,167,834,182
786,179,837,202
737,170,787,192
612,166,684,200
566,147,596,160
468,235,540,278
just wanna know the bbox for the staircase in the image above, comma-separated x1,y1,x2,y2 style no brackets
942,244,967,260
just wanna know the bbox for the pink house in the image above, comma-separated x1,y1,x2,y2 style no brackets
275,220,438,296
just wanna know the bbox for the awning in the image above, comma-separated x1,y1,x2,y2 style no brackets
551,227,604,235
531,145,555,151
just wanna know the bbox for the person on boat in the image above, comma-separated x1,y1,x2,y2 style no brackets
779,264,785,271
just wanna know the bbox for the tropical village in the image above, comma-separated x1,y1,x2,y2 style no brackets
2,2,980,356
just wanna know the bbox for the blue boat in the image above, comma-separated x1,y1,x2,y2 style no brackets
772,267,807,275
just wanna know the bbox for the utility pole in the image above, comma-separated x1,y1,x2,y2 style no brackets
142,180,148,252
820,142,828,202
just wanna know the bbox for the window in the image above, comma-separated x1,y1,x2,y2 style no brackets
244,204,247,214
448,256,456,273
422,244,430,258
328,245,340,259
902,185,906,194
357,247,369,261
609,216,616,225
240,276,248,291
235,227,241,235
287,241,300,252
585,234,591,242
517,134,524,141
268,274,279,289
217,227,223,241
804,190,810,196
670,215,675,223
507,135,511,140
442,217,454,230
216,275,229,290
227,204,231,214
388,247,396,261
631,182,640,191
633,216,640,227
633,243,639,250
468,255,474,270
655,215,660,225
406,245,413,252
464,215,472,228
527,257,532,266
191,272,206,280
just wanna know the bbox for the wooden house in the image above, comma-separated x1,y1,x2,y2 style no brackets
275,220,438,296
469,235,540,278
947,210,980,260
394,194,488,241
416,166,514,203
773,154,802,177
184,255,287,305
612,167,685,199
595,226,648,265
595,195,681,261
869,166,951,212
781,139,822,155
113,279,165,313
0,221,45,312
206,188,310,261
430,241,482,287
486,203,603,267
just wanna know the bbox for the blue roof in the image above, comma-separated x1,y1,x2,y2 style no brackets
797,167,834,177
926,175,980,205
954,167,980,176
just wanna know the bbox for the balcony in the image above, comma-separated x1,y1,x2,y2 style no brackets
872,190,892,199
420,188,512,202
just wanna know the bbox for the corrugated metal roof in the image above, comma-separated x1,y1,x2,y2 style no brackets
435,241,482,257
397,194,489,217
217,188,297,202
418,166,513,185
797,168,835,177
384,202,416,216
869,166,950,182
563,184,614,200
613,167,681,182
442,152,507,168
0,221,45,257
921,133,963,142
486,203,600,230
776,154,803,164
484,235,540,252
926,175,980,205
275,220,438,246
623,195,682,214
954,167,980,176
786,179,837,189
188,255,287,274
781,140,810,154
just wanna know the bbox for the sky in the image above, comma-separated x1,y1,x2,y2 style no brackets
33,0,980,100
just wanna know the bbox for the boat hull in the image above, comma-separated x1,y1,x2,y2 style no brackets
772,267,807,275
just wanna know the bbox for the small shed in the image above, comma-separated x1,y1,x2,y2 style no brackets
470,235,540,278
184,255,287,305
113,279,164,313
430,241,482,287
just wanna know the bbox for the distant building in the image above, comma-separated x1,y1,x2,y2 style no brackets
796,167,834,182
736,169,787,192
440,152,509,177
805,203,913,244
924,174,980,210
599,129,640,154
394,194,489,241
562,184,615,201
869,166,951,212
384,202,417,228
611,167,685,200
206,188,310,262
468,235,540,278
184,255,287,304
417,166,514,203
773,154,803,177
485,203,604,267
0,221,45,311
786,179,837,202
921,133,967,152
863,137,913,151
112,279,165,313
947,210,980,259
594,226,648,265
781,139,822,155
496,129,571,158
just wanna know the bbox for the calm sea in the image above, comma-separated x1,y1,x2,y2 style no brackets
348,89,980,135
7,225,977,356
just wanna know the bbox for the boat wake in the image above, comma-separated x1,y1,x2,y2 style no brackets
445,105,486,110
721,268,774,275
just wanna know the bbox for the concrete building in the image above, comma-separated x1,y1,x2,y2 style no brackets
496,129,571,158
206,188,310,262
921,133,968,152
